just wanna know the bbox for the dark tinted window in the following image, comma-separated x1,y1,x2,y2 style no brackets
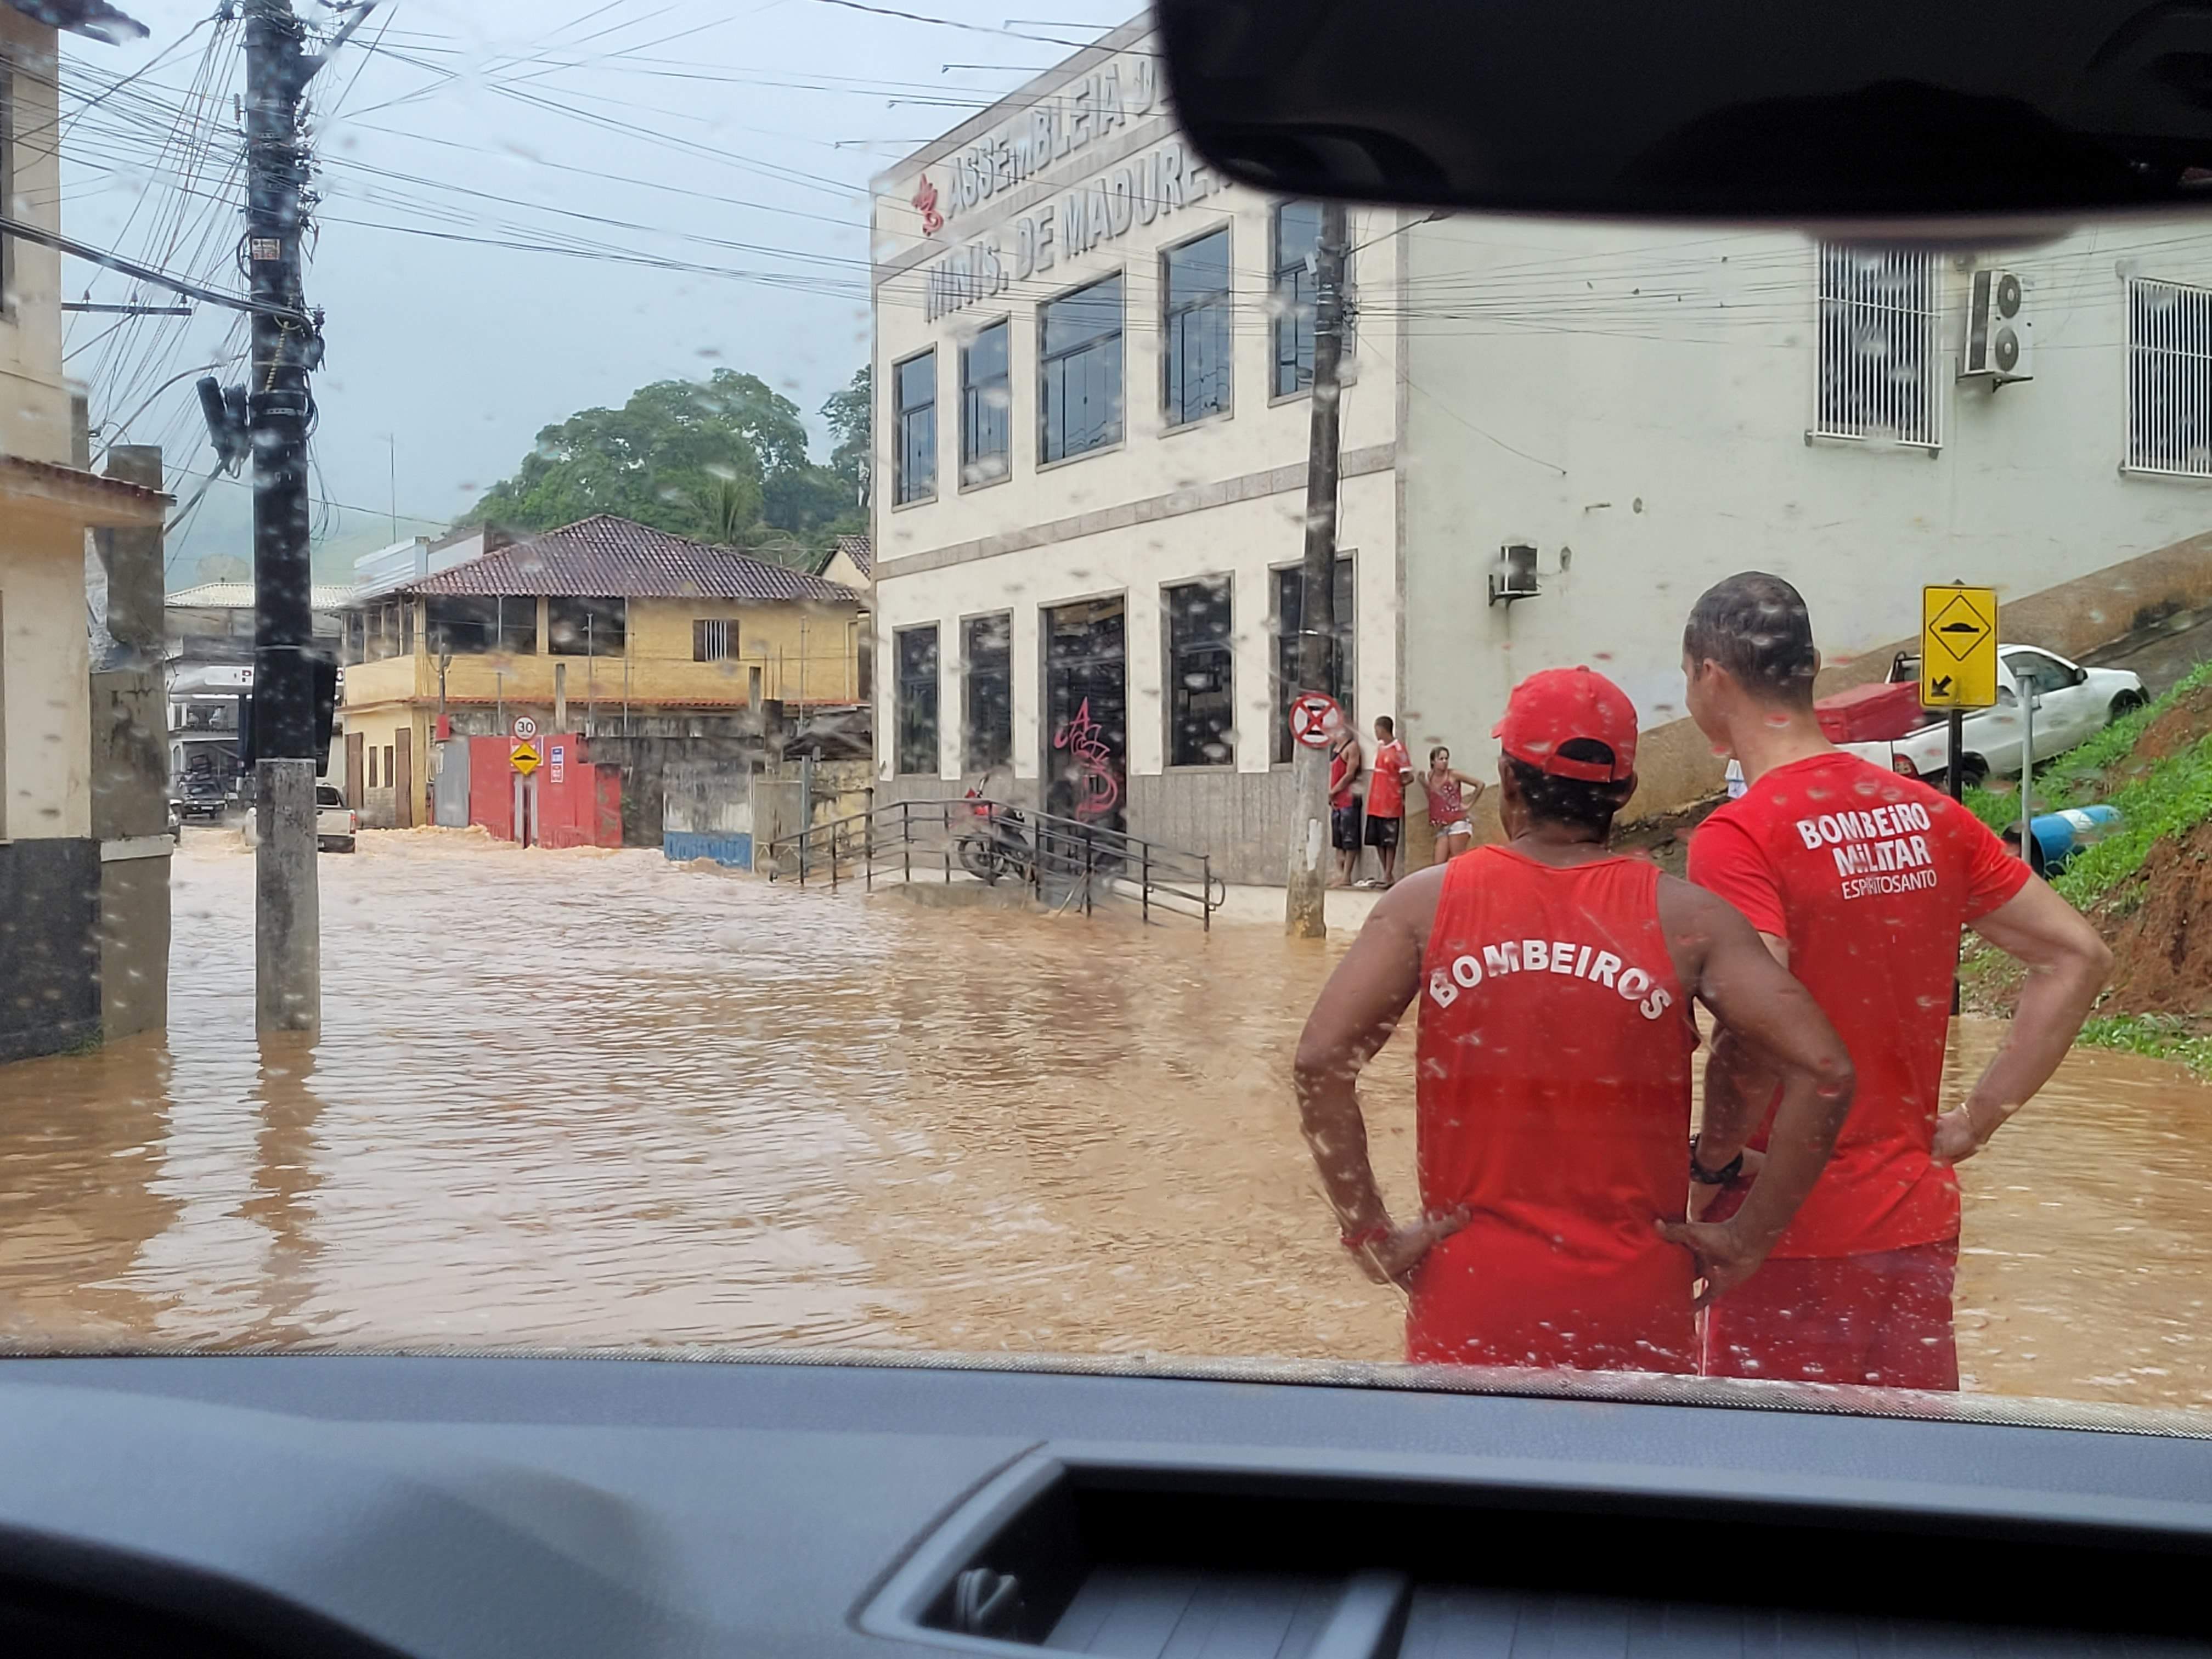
548,597,625,656
1167,577,1234,766
1272,202,1321,397
1164,229,1232,426
961,321,1011,487
963,612,1013,771
896,625,940,775
895,349,937,504
1040,274,1122,463
1274,558,1355,764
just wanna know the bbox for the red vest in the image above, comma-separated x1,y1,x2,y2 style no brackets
1409,846,1698,1372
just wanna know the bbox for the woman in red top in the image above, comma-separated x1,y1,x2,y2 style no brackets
1423,745,1487,864
1294,668,1855,1374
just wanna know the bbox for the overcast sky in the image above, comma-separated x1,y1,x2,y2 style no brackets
57,0,1126,582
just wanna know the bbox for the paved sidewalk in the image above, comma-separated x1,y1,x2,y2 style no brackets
1211,881,1387,932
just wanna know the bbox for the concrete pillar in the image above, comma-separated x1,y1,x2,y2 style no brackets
255,760,320,1034
92,444,172,1042
100,447,166,662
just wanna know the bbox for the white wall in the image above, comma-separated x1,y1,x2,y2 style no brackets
869,24,1404,787
0,12,93,843
1,517,94,840
1399,216,2212,783
871,470,1397,784
0,11,71,469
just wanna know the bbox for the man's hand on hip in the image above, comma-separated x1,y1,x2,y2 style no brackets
1654,1214,1780,1309
1346,1208,1470,1285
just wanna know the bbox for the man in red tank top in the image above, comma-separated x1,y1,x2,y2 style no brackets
1681,572,2112,1390
1294,668,1858,1374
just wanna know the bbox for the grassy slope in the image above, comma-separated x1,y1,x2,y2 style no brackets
1955,662,2212,1075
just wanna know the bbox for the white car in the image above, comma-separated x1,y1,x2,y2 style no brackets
317,783,358,854
1839,645,2148,788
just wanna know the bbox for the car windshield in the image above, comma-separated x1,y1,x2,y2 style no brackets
6,0,2210,1427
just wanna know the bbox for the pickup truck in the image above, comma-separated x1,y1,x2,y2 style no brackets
317,783,358,854
1832,644,2148,789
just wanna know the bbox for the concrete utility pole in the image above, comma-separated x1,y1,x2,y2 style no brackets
1285,200,1351,939
244,0,325,1034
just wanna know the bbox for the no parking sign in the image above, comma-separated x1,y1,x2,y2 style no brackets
1289,692,1344,749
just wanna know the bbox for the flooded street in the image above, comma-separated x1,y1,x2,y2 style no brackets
3,831,2210,1409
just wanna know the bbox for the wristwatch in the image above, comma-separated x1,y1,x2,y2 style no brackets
1689,1133,1744,1187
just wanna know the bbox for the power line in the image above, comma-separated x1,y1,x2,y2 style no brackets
803,0,1142,52
0,212,303,319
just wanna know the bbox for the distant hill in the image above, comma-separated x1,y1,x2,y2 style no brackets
164,470,447,594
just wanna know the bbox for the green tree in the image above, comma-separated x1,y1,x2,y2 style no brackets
467,369,844,563
822,365,871,512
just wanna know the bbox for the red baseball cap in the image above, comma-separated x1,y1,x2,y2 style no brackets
1492,666,1639,783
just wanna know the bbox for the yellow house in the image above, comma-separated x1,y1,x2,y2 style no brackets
340,515,865,827
2,0,171,1064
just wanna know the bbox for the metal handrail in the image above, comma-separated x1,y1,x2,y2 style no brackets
761,797,1224,927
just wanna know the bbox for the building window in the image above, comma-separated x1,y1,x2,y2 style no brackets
695,618,739,662
895,349,937,504
1814,244,1941,447
493,597,537,654
1040,273,1122,462
548,597,625,656
2126,276,2212,478
1164,229,1233,426
896,625,940,776
1166,578,1234,766
962,612,1012,771
368,746,377,789
1273,202,1321,397
960,320,1011,487
1274,558,1355,764
364,601,409,662
426,596,529,656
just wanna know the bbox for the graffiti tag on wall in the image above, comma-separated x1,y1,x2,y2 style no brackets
1052,698,1121,817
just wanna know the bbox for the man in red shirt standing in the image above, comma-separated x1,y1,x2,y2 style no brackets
1329,727,1365,887
1682,572,2112,1391
1295,668,1857,1374
1362,716,1414,887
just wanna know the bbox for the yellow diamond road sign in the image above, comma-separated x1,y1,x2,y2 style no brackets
1920,584,1999,710
511,740,541,776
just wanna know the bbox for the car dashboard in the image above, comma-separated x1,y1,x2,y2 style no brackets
0,1353,2205,1657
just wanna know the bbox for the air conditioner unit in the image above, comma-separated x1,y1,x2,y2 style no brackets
1960,268,2033,385
1488,543,1541,606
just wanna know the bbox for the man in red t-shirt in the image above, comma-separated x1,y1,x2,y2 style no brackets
1294,668,1856,1374
1681,572,2112,1391
1363,716,1414,887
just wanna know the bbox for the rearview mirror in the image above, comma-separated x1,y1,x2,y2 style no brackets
1153,0,2212,224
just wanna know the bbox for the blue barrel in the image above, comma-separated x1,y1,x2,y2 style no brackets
2027,805,2121,871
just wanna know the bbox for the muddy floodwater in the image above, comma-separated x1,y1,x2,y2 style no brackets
4,830,2210,1408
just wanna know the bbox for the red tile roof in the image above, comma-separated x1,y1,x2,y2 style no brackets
834,534,872,577
407,516,861,604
